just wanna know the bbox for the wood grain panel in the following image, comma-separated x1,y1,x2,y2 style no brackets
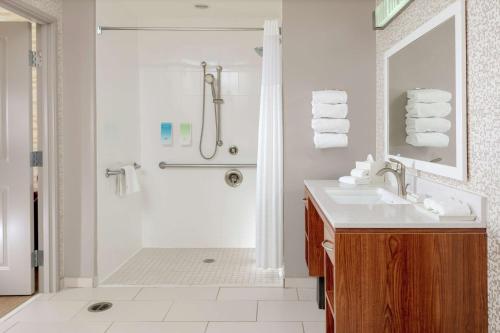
306,198,324,277
334,232,488,332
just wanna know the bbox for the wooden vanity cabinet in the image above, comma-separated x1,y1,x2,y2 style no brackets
304,187,488,333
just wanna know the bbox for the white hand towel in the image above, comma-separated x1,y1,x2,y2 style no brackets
121,165,140,196
311,103,348,119
350,168,369,178
339,175,370,185
314,133,348,148
407,89,452,103
406,118,451,133
423,198,471,216
311,118,350,133
406,133,449,147
405,102,451,118
312,90,348,104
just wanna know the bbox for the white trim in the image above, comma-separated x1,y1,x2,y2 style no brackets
383,1,467,181
0,293,42,324
62,277,94,288
0,0,59,293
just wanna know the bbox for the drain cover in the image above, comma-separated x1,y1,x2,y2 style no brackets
88,302,113,313
203,258,215,263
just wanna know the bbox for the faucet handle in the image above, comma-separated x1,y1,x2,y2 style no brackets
388,158,404,171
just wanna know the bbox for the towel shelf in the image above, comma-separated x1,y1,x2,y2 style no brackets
158,161,256,169
105,163,141,177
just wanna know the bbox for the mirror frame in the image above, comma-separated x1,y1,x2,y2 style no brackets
384,1,467,181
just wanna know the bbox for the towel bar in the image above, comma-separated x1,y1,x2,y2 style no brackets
105,163,141,177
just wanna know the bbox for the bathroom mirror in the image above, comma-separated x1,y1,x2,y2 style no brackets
384,1,466,180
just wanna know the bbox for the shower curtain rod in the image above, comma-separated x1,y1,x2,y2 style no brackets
97,26,264,34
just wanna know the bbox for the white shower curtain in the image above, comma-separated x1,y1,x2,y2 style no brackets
256,20,283,269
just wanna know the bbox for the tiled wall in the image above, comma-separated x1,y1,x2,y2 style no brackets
375,0,500,329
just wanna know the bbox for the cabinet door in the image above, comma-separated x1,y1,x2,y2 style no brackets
306,198,324,277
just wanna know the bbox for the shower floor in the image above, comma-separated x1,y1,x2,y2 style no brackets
102,248,283,287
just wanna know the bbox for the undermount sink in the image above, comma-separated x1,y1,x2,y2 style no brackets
325,188,410,205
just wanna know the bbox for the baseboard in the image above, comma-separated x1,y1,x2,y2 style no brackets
62,277,94,288
284,277,317,289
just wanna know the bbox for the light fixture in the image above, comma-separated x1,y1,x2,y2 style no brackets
373,0,414,30
194,4,209,9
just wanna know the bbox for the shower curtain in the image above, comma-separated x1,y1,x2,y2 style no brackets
256,20,283,269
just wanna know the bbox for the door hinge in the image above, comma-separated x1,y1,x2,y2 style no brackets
32,250,44,268
31,151,43,167
29,50,41,67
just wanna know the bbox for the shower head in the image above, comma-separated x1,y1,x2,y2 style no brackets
254,46,263,57
204,73,217,99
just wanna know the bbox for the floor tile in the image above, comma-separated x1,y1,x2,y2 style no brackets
284,278,316,289
73,301,172,322
5,301,87,322
51,287,141,301
135,287,218,301
107,322,208,333
217,287,297,301
165,301,257,322
297,288,316,301
206,322,303,333
257,301,325,322
303,321,326,333
5,322,111,333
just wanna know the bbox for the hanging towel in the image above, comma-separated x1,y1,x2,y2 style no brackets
350,168,369,178
407,89,452,103
311,103,348,119
339,175,370,185
311,118,350,133
314,133,348,148
119,165,140,196
312,90,348,104
405,102,451,118
423,197,472,216
406,118,451,133
406,133,449,147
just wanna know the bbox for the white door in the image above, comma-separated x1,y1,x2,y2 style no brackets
0,22,34,295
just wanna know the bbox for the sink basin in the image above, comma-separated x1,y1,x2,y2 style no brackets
325,188,410,205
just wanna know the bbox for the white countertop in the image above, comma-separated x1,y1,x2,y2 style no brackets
304,180,486,229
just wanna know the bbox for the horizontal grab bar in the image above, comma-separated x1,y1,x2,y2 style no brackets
105,162,141,177
159,161,256,169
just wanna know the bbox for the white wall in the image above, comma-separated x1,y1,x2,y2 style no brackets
96,29,142,281
138,31,262,248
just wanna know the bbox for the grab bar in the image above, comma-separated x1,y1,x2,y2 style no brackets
159,161,256,169
105,162,141,177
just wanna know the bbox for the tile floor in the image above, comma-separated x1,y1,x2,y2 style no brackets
102,248,283,287
0,287,325,333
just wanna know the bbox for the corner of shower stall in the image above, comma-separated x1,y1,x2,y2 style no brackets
96,22,282,287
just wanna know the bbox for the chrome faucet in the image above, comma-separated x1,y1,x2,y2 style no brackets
376,158,407,197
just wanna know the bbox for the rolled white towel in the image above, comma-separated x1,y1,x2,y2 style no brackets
407,89,452,103
339,175,370,185
350,168,369,178
423,197,471,216
406,118,451,134
312,90,348,104
406,133,449,147
311,118,350,133
314,133,348,148
406,102,451,118
312,103,348,119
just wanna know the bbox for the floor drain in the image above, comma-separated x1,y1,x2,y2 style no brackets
88,302,113,313
203,258,215,263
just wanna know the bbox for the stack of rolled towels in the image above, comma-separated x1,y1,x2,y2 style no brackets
405,89,452,147
311,90,349,148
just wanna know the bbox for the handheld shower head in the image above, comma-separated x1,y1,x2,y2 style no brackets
204,74,217,99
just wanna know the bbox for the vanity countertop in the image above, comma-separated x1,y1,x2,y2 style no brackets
304,180,486,229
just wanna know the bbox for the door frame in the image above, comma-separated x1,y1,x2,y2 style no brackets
0,0,59,293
